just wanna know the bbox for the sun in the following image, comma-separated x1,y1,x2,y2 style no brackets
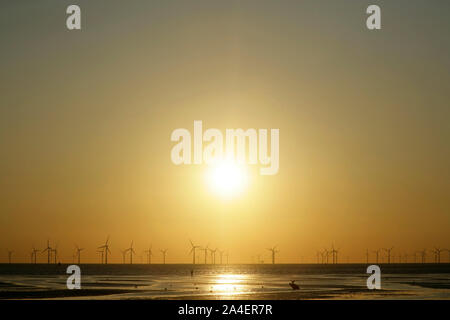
206,161,249,197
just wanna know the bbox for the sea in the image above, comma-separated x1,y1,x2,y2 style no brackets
0,263,449,300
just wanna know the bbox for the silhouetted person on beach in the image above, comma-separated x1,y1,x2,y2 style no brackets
190,270,194,277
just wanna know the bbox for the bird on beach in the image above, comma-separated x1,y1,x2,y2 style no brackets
289,280,300,290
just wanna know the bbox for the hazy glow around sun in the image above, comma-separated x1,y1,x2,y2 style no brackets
206,161,249,197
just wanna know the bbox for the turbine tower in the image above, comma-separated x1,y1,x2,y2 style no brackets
418,249,427,263
189,240,201,265
31,247,39,264
144,245,153,264
126,241,136,264
383,247,394,264
331,245,339,264
75,245,84,264
98,236,111,264
202,244,209,264
7,250,13,264
318,250,326,264
323,249,330,264
210,248,217,264
52,243,59,264
373,249,381,264
219,250,225,264
432,247,443,263
160,249,168,264
267,246,278,264
42,240,52,264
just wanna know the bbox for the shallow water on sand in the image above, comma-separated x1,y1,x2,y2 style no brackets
0,264,449,299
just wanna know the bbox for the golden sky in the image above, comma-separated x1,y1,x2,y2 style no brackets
0,1,449,263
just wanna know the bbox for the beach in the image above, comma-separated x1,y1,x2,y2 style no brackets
0,264,449,300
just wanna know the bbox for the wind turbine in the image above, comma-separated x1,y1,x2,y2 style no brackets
189,240,201,265
383,247,394,264
431,247,443,263
417,249,427,263
75,245,84,264
267,246,278,264
7,250,13,264
323,249,331,264
126,241,136,264
373,249,381,264
42,240,52,264
219,250,225,264
160,249,168,264
319,250,326,264
330,245,336,264
52,243,59,264
144,245,153,264
31,247,39,264
210,248,217,265
226,250,229,264
331,245,339,264
202,244,209,264
98,236,111,264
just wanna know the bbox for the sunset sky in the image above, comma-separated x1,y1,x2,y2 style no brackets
1,1,449,263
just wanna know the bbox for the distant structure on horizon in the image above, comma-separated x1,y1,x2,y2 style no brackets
189,240,201,265
126,241,136,264
383,247,394,264
98,236,111,264
75,245,84,264
42,240,52,264
4,239,450,264
144,245,153,264
267,246,278,264
160,249,168,264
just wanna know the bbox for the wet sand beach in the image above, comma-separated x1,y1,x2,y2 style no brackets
0,264,449,300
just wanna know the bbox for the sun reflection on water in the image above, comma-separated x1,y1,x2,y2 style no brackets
211,274,247,295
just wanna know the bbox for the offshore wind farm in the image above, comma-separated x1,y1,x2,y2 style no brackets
0,239,449,299
3,239,449,265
